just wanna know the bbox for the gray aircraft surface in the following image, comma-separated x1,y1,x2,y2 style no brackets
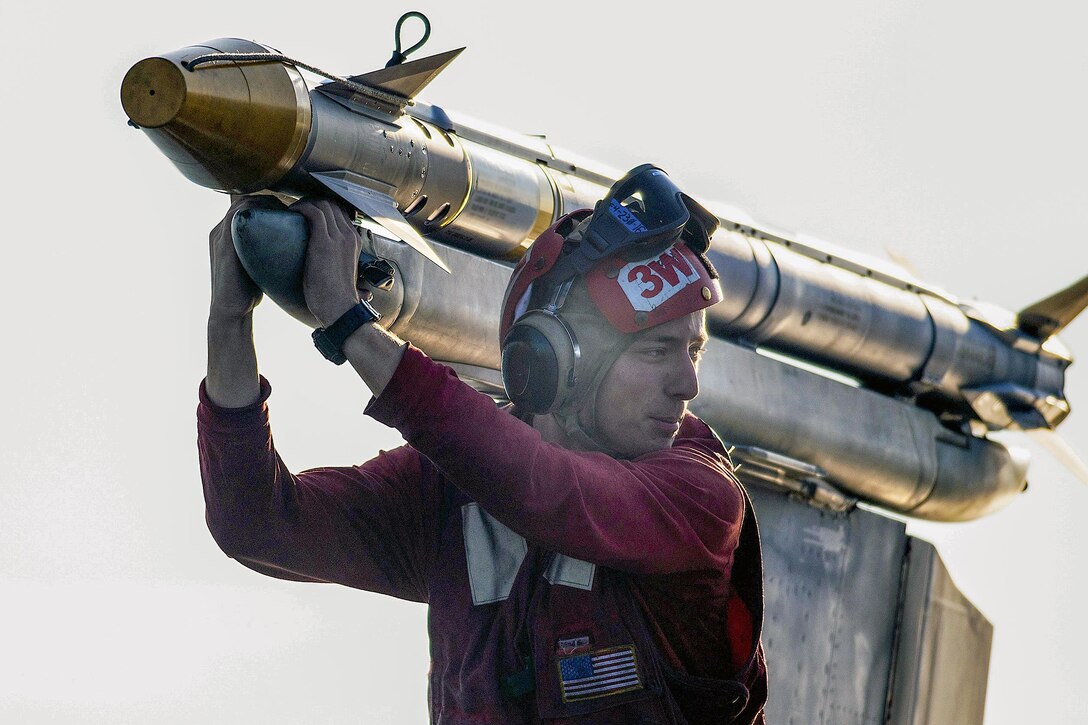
120,20,1087,724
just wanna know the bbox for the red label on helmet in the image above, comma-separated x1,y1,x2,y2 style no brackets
586,244,721,333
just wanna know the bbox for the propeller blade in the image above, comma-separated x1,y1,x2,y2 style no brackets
882,245,921,278
1027,429,1088,486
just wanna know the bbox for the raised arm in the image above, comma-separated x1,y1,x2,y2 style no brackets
199,197,439,600
366,347,745,576
197,383,440,601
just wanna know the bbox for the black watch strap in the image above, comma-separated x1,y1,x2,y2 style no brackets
312,300,382,365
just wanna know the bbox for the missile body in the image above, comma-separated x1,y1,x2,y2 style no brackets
706,227,1071,431
121,40,1077,520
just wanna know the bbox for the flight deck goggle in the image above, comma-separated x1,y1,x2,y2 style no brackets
547,164,720,284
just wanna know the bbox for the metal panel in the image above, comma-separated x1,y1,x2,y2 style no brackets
887,540,992,725
747,485,907,725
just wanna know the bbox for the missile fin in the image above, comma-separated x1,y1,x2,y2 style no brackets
316,48,465,116
312,170,451,274
347,48,464,99
1018,273,1088,339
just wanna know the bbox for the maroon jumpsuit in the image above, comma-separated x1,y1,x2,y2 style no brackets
198,345,767,723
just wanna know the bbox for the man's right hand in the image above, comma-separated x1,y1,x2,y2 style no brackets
206,195,285,408
208,195,286,321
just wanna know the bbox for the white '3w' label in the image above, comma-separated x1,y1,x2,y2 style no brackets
617,247,699,312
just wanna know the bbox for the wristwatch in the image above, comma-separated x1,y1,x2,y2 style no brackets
312,299,383,365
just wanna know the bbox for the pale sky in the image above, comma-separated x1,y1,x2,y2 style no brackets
2,1,1087,723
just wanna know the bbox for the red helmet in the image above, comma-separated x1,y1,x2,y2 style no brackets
499,165,722,415
500,218,722,342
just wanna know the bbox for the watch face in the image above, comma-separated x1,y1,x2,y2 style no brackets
312,328,347,364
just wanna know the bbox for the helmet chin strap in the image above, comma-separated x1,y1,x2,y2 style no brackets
556,408,625,459
553,345,630,459
546,293,637,458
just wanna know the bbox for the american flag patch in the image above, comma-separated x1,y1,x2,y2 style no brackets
557,645,643,702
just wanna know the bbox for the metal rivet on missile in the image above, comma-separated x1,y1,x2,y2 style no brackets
635,311,648,326
701,286,712,300
382,130,388,137
606,268,621,279
390,145,395,152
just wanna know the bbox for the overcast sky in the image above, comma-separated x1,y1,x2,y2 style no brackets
2,1,1087,723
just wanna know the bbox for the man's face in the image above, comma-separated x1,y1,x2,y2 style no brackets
590,311,708,458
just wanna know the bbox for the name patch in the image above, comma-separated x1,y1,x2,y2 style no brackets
557,635,591,655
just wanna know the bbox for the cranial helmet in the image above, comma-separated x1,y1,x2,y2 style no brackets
499,164,724,441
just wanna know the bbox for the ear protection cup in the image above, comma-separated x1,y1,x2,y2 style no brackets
501,309,580,414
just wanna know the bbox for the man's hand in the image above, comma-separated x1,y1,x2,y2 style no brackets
208,195,286,322
293,197,407,397
293,198,363,328
206,195,285,408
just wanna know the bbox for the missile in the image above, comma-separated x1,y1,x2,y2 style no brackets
120,38,1087,521
119,38,607,270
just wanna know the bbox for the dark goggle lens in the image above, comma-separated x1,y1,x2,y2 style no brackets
548,164,714,284
602,165,688,237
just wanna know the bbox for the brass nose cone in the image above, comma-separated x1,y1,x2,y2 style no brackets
119,39,312,194
121,57,187,129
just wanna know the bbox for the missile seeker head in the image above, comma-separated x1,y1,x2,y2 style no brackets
120,38,312,194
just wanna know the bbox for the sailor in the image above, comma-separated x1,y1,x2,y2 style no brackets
198,164,767,723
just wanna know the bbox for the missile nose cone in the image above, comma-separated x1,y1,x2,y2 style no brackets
119,39,312,194
120,58,187,129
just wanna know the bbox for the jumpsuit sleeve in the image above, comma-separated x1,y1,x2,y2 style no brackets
197,377,441,603
366,346,745,576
